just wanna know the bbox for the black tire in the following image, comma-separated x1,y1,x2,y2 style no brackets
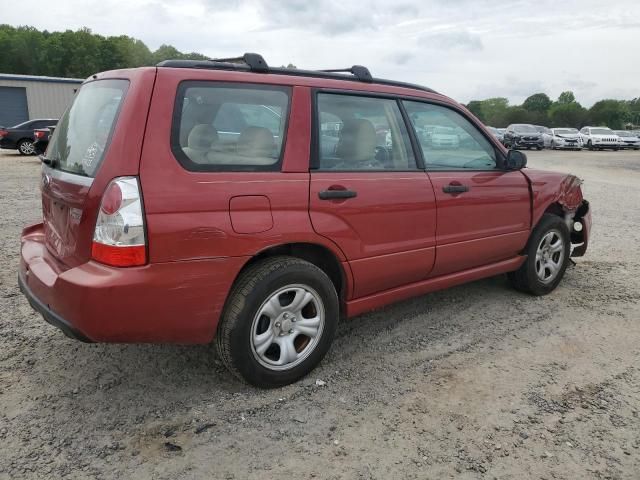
215,256,339,388
536,146,543,151
587,140,593,151
508,214,571,296
17,139,35,156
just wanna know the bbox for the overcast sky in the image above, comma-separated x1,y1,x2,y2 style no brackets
4,0,640,106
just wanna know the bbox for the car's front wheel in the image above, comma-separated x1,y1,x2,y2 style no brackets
17,139,35,155
508,214,570,296
216,256,339,388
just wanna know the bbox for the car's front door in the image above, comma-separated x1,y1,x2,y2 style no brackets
403,101,531,277
309,93,437,298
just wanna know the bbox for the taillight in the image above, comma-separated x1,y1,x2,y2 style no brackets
0,129,8,137
92,177,147,267
34,130,46,139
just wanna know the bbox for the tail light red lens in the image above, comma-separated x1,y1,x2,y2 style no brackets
34,130,46,139
0,129,8,137
100,182,123,215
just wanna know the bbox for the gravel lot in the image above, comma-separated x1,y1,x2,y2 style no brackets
1,148,639,480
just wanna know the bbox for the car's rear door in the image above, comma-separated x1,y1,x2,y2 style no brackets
402,100,530,277
309,92,437,298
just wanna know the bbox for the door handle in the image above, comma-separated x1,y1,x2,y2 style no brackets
318,189,358,200
442,184,469,194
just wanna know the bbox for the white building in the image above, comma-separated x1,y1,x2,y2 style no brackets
0,73,83,126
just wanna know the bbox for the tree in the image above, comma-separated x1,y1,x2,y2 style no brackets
549,102,588,128
523,93,552,113
589,100,631,130
503,106,531,125
466,100,485,121
557,91,576,105
0,24,208,77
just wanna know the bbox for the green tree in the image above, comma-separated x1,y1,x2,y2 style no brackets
503,106,531,125
589,100,631,129
557,91,576,105
549,102,588,128
523,93,552,113
466,100,485,122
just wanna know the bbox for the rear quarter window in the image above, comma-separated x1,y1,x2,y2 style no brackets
171,82,291,172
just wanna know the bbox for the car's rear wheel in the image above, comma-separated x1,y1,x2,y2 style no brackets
508,214,570,296
215,256,339,388
17,139,35,156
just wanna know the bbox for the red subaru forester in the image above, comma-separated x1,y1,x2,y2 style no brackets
19,53,591,387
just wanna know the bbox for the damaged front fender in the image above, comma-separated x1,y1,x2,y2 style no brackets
523,169,591,257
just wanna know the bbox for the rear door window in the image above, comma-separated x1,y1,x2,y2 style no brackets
46,79,128,177
172,83,290,171
315,93,417,171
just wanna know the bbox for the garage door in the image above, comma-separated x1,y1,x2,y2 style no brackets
0,86,29,127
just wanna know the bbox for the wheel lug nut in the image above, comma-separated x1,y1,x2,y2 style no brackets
288,329,293,334
275,322,281,328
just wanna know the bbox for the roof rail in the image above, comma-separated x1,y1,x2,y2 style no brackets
211,53,269,73
156,52,437,94
319,65,373,82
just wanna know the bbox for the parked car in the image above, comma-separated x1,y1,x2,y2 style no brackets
548,128,581,150
18,53,591,388
503,124,544,150
579,126,620,151
486,126,504,144
431,126,460,148
614,130,640,150
0,119,58,155
534,125,553,148
33,125,56,155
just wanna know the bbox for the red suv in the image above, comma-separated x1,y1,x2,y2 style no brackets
19,54,591,387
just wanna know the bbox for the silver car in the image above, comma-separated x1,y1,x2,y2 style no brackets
614,130,640,150
549,128,582,150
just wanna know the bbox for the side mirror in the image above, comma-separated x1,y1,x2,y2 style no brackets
505,149,527,170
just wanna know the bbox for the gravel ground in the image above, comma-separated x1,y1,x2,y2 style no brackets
1,148,639,479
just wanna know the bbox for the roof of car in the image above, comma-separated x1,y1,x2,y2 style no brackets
156,52,439,96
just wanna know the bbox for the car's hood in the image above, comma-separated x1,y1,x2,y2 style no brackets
522,169,584,211
620,136,640,142
555,134,579,139
515,132,540,137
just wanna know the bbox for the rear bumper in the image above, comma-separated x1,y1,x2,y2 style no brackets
19,223,248,343
18,272,93,342
0,138,18,149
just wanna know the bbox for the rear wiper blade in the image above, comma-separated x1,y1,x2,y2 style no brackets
39,155,59,168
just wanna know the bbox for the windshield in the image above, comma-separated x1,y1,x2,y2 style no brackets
486,126,497,133
46,79,128,177
615,131,631,137
554,128,578,135
513,124,537,133
591,128,612,135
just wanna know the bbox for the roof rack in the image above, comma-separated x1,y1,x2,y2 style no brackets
156,53,437,94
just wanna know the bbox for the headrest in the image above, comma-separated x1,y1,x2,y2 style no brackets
187,124,218,150
336,119,377,162
237,126,275,158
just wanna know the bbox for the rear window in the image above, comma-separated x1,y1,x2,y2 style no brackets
46,79,128,177
171,82,290,171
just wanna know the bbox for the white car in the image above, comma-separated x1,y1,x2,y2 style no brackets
614,130,640,150
579,126,620,151
431,126,460,148
534,126,553,148
549,128,581,150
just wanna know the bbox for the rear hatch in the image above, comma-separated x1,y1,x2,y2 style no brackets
40,69,155,268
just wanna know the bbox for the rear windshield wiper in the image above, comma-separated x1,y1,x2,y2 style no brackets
39,155,59,168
